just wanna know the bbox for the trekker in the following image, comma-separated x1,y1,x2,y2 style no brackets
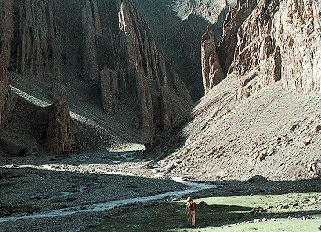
185,197,196,227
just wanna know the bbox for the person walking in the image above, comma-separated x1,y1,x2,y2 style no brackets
185,197,196,227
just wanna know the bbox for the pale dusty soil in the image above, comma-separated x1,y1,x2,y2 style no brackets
0,149,189,231
0,150,185,209
153,76,321,181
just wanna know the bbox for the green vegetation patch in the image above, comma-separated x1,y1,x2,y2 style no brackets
170,218,321,232
86,192,321,232
188,192,321,214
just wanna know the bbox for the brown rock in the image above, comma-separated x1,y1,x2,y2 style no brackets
0,137,29,157
46,101,77,155
50,85,65,102
10,0,62,81
5,0,193,145
201,0,257,94
201,25,224,94
315,125,321,134
309,160,321,178
218,0,257,75
101,67,119,114
231,0,321,95
303,137,312,146
135,73,155,142
119,2,192,142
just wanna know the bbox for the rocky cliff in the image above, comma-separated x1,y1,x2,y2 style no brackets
154,0,321,180
3,0,193,145
201,0,257,93
174,0,236,23
201,25,224,94
82,0,101,80
218,0,257,75
118,1,192,142
131,0,237,101
10,0,62,81
232,0,321,97
101,67,119,114
0,0,77,155
0,0,15,130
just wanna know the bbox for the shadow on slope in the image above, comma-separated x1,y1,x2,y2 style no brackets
131,0,211,101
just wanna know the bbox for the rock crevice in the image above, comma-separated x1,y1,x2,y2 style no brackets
201,0,257,94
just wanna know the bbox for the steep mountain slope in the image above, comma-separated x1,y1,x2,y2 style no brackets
131,0,236,100
156,77,321,180
1,0,197,157
153,0,321,181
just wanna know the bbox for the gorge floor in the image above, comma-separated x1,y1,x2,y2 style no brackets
0,149,320,231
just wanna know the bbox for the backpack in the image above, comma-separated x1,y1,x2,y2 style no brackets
189,202,196,211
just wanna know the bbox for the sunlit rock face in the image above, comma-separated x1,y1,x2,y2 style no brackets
201,25,224,94
231,0,321,97
174,0,236,23
201,0,257,94
218,0,257,75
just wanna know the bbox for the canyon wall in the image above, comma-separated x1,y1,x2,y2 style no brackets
201,0,321,97
0,0,14,130
231,0,321,97
4,0,193,144
201,25,224,94
118,1,192,142
10,0,62,81
201,0,257,94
